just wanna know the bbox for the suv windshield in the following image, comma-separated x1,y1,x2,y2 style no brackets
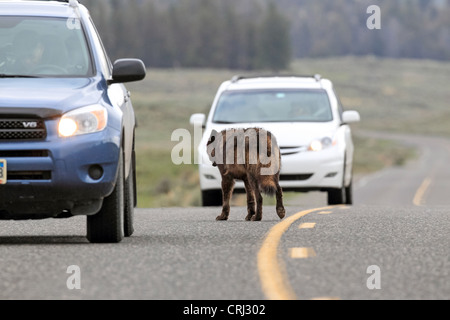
0,16,93,77
213,89,333,124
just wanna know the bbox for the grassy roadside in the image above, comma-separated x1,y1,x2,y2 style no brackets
127,57,448,208
352,135,417,175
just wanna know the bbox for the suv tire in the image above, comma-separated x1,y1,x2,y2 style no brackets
124,144,136,237
87,150,125,243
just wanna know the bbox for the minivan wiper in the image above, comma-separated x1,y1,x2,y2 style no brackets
214,121,237,124
0,74,40,78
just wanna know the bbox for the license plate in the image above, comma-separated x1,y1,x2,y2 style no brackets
0,159,6,185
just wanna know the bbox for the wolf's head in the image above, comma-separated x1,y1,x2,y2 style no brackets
206,129,220,166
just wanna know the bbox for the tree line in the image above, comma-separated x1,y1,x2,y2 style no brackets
83,0,450,70
286,0,450,61
84,0,291,70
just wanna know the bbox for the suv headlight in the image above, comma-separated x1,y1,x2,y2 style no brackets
58,105,108,138
308,137,335,152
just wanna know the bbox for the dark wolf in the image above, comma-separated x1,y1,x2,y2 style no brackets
206,128,285,221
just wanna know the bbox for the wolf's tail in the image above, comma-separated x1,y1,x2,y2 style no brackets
260,179,278,196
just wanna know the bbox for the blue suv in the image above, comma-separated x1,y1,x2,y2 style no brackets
0,0,146,243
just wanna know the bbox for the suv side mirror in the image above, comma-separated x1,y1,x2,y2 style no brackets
109,59,146,84
342,110,361,124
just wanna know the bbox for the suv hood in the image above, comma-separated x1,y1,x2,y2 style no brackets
0,78,103,118
206,121,339,147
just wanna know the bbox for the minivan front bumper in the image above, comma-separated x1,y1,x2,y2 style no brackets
199,146,345,193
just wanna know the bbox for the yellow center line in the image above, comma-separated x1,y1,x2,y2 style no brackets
257,206,335,300
413,177,432,206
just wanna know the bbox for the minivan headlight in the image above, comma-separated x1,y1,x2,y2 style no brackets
58,105,108,138
308,137,335,152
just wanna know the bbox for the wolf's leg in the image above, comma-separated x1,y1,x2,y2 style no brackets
275,183,285,219
249,176,263,221
217,176,234,221
243,177,256,221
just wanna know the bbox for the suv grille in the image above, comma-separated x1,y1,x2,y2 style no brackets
0,119,47,141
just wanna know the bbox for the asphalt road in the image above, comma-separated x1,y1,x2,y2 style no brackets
0,133,449,300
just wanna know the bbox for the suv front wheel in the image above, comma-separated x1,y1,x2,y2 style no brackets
87,149,125,243
124,140,136,237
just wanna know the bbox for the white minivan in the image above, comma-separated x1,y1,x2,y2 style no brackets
190,75,360,206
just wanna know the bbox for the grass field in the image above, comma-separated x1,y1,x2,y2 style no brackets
126,57,450,208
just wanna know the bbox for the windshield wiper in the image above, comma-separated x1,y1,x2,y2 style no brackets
0,74,40,78
214,121,237,124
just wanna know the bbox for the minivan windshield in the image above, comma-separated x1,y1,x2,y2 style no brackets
0,16,93,77
213,89,333,124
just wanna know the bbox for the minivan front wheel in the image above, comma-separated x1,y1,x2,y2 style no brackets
202,190,223,207
87,150,125,243
327,186,346,205
345,179,353,205
328,157,347,205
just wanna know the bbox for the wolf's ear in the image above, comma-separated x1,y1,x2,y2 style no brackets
209,129,219,142
207,130,219,145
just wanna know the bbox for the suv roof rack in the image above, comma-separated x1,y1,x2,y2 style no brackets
231,74,322,83
30,0,80,7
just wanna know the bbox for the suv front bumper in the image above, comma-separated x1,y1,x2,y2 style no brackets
0,122,121,219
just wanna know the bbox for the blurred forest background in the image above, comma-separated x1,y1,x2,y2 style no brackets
84,0,450,69
80,0,450,207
